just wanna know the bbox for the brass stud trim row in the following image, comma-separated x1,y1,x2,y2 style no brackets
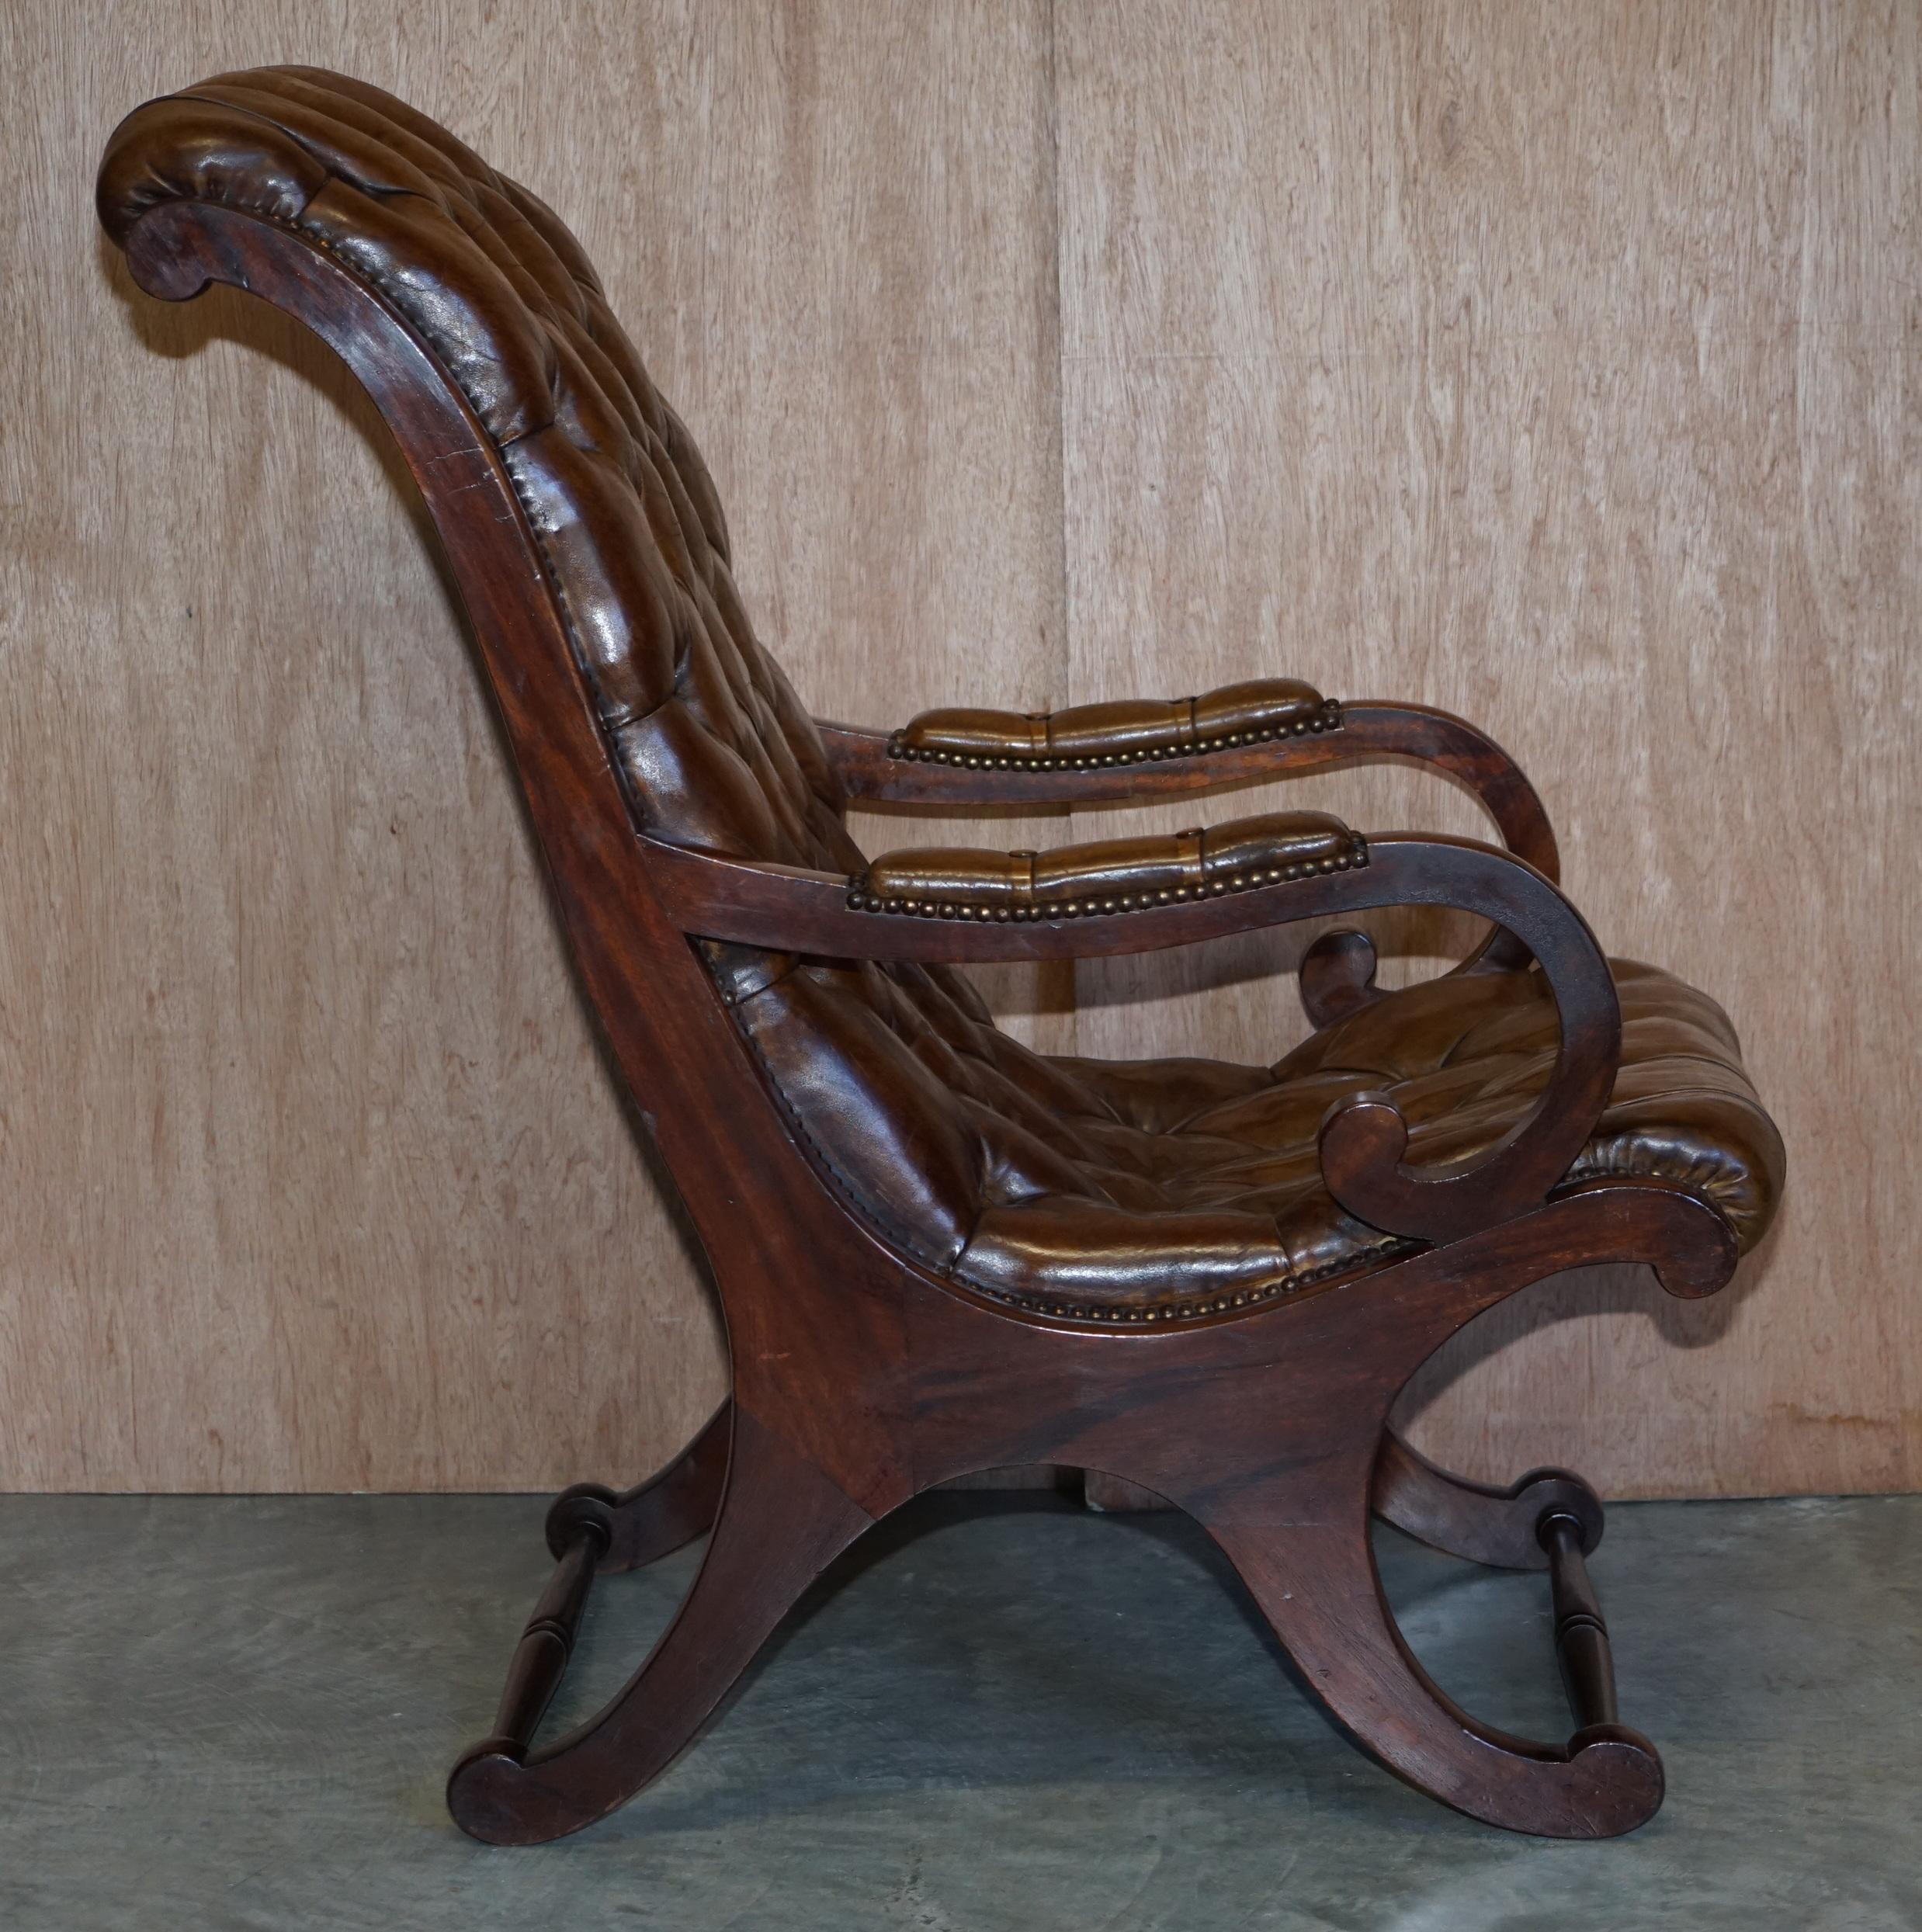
847,837,1369,919
886,699,1344,768
967,1237,1422,1326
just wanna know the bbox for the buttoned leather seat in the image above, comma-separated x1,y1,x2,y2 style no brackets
736,946,1779,1323
98,68,1782,1330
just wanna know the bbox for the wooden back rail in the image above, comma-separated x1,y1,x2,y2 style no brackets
119,191,1742,1849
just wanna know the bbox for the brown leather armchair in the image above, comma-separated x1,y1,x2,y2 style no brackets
99,68,1784,1847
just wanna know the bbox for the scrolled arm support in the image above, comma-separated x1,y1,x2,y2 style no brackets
823,699,1554,977
820,700,1556,878
646,831,1620,1245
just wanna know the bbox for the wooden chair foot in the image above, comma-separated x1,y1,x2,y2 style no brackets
1206,1472,1657,1838
448,1404,872,1845
546,1399,733,1575
1372,1427,1604,1571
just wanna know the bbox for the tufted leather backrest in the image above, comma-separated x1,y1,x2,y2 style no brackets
99,67,859,895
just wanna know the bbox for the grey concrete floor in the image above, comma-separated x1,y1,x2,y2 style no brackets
0,1489,1916,1930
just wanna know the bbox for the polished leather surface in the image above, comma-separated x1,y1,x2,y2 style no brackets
860,810,1359,911
893,680,1334,768
99,71,1785,1322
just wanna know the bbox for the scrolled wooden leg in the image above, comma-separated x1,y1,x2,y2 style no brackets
448,1405,872,1845
547,1398,733,1574
1205,1469,1662,1839
1372,1428,1604,1571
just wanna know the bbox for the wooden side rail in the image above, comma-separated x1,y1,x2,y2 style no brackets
1542,1511,1620,1731
477,1499,612,1763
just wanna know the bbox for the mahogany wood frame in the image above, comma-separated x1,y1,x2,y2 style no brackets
120,196,1742,1846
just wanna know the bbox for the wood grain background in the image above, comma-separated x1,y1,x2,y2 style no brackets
2,2,1913,1496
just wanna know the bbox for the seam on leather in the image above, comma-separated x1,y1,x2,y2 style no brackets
728,1024,970,1276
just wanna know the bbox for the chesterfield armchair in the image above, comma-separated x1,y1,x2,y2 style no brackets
99,69,1784,1846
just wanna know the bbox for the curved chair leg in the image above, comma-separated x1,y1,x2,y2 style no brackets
448,1404,873,1845
1205,1457,1660,1839
548,1398,734,1574
1372,1427,1604,1572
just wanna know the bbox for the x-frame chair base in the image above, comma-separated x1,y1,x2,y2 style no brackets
449,1178,1735,1846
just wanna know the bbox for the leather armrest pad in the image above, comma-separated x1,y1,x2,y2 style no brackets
890,678,1337,769
856,810,1364,912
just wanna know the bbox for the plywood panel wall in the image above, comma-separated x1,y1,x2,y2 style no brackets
1,2,1913,1495
1054,0,1921,1501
